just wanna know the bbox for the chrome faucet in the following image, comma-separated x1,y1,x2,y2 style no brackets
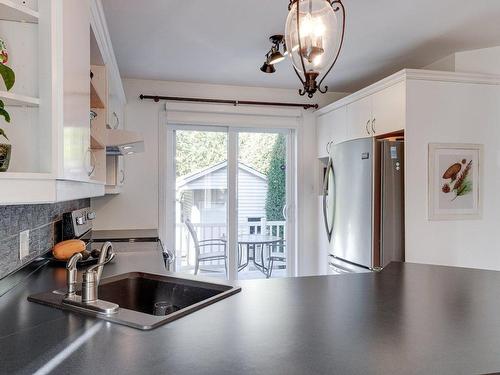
63,241,119,315
81,242,116,303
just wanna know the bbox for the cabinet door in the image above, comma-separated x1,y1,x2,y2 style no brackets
316,106,347,158
346,95,372,140
107,92,123,130
371,81,405,135
329,106,347,146
61,0,91,181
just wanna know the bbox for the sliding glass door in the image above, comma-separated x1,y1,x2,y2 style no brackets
171,126,293,281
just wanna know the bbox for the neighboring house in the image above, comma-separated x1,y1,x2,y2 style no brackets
176,161,268,229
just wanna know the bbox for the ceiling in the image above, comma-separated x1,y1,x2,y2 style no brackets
102,0,500,93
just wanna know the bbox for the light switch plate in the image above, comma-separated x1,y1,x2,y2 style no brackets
19,230,29,259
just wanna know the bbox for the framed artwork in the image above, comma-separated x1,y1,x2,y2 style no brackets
428,143,483,220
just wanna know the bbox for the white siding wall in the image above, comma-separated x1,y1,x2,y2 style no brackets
182,166,227,190
238,168,267,227
179,165,268,227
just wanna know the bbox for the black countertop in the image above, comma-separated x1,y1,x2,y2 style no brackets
2,244,500,375
91,229,159,242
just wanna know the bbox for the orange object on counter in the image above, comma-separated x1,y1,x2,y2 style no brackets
52,239,86,260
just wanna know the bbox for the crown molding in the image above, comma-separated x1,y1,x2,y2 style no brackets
90,0,126,104
317,69,500,116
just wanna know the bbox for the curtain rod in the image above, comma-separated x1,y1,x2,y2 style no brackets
139,94,319,110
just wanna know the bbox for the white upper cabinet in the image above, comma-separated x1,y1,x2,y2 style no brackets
371,81,405,135
344,81,405,140
346,95,372,140
317,106,347,158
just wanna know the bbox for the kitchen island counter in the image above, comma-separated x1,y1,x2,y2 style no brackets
1,248,500,375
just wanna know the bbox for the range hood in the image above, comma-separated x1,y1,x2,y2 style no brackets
106,129,144,156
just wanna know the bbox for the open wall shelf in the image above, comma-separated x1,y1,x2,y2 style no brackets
0,0,39,24
0,91,39,107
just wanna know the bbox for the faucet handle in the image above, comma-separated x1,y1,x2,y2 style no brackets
86,252,116,274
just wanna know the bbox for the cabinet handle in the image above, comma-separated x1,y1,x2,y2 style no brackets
112,112,119,129
119,169,125,184
326,140,333,155
86,149,96,177
366,120,371,135
371,118,376,134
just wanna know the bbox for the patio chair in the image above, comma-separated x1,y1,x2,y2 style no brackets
266,240,286,279
185,219,228,277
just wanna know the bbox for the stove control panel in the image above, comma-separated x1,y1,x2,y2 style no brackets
63,208,95,239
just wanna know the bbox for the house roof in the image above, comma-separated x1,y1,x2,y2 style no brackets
176,161,266,189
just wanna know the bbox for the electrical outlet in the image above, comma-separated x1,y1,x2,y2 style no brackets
19,230,29,260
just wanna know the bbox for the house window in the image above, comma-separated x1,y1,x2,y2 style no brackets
247,217,262,234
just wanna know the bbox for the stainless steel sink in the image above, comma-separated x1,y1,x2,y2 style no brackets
28,272,241,330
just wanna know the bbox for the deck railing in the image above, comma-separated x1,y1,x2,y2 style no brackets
175,219,286,267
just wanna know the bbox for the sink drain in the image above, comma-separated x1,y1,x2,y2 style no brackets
153,301,178,316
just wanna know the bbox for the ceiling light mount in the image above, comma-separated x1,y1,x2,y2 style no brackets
260,34,287,74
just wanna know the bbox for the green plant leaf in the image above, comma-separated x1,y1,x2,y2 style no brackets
0,107,10,123
0,63,15,91
0,99,4,108
0,128,8,141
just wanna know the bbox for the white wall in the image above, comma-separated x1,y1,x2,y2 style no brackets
423,54,456,72
92,78,344,276
454,46,500,75
405,79,500,270
424,46,500,75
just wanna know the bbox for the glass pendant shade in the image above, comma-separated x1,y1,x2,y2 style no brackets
285,0,345,97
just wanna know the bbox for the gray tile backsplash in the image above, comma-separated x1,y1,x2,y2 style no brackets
0,199,90,279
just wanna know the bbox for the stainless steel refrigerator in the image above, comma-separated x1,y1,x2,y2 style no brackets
323,137,404,273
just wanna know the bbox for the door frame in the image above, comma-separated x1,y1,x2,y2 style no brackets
159,102,300,281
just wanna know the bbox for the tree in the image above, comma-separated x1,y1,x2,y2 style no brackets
175,131,227,177
175,131,278,177
265,134,286,221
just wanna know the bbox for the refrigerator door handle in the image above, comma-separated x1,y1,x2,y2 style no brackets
323,157,335,242
365,120,371,135
371,118,376,134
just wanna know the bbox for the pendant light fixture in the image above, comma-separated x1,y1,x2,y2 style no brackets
271,0,345,98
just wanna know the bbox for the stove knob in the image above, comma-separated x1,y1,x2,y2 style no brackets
87,211,96,220
76,216,86,225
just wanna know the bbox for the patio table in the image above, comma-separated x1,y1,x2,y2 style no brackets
237,234,282,276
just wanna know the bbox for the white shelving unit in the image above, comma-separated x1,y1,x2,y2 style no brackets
0,0,39,24
0,91,39,106
0,0,105,204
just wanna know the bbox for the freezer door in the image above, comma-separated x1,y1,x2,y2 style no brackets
330,138,373,268
328,255,372,274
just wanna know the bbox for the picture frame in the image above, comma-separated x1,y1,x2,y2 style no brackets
428,143,483,220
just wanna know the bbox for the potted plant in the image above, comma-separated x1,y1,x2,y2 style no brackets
0,38,15,172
